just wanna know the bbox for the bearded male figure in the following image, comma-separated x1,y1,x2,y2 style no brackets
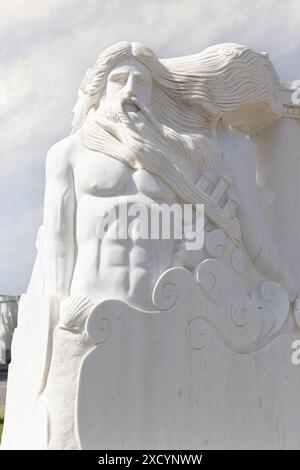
44,42,297,308
3,42,300,449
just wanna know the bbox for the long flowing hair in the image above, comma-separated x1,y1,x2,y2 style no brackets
72,41,281,135
72,41,281,245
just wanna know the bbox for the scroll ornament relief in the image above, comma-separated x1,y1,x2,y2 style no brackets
3,40,300,450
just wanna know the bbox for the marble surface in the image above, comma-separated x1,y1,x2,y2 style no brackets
2,42,300,449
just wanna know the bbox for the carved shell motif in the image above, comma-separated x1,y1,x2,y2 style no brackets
60,295,95,330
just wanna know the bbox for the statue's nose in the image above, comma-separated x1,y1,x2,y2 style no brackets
123,71,135,95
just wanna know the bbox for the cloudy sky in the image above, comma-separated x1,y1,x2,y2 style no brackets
0,0,299,295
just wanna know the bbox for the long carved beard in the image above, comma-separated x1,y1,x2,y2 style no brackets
78,97,240,245
80,96,223,174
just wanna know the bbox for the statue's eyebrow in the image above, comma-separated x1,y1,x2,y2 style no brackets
108,68,151,82
108,69,128,79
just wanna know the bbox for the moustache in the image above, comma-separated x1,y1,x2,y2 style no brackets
121,95,140,111
98,95,151,127
119,95,151,120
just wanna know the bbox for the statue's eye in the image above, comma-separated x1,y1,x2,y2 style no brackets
109,74,126,85
136,76,145,85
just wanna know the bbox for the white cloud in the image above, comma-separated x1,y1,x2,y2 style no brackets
0,0,300,293
0,0,64,25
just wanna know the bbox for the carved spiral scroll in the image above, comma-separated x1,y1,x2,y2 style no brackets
205,229,226,258
195,259,218,292
258,281,290,336
153,282,178,311
152,267,192,311
231,297,253,327
186,318,207,350
85,302,113,344
260,281,280,303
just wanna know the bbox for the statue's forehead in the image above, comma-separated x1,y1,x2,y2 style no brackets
108,57,152,78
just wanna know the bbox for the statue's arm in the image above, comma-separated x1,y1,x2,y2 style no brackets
217,118,297,300
229,151,297,300
42,140,76,299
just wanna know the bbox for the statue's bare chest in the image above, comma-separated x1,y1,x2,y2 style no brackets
73,149,177,201
74,151,131,197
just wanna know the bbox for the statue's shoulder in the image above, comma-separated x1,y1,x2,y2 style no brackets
47,135,78,160
46,135,78,175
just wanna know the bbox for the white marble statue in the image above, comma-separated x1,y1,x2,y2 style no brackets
0,296,18,365
2,42,300,449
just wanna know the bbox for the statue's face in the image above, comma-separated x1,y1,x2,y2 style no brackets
104,58,153,114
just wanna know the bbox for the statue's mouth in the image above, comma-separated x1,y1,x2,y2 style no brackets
122,98,140,113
